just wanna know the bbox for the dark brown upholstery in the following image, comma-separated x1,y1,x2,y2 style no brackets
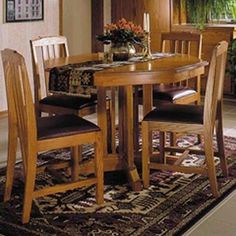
143,103,204,124
37,114,100,140
152,85,196,102
39,94,98,110
138,84,196,104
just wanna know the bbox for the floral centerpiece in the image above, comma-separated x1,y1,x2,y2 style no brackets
97,18,144,45
97,18,145,61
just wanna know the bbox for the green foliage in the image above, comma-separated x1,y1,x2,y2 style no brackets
230,3,236,19
227,38,236,82
186,0,236,29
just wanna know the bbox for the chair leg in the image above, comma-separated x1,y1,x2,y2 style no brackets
195,86,202,144
106,104,112,153
4,126,18,202
22,151,37,224
159,131,166,163
215,110,228,177
94,133,104,205
204,131,219,198
216,121,228,177
142,122,150,188
196,76,201,106
35,103,42,118
133,87,140,154
71,146,80,181
169,132,176,147
111,88,117,154
196,134,202,144
107,88,116,154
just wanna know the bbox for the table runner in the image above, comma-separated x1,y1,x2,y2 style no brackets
49,53,174,98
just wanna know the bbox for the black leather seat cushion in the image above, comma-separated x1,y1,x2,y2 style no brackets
143,103,204,124
153,84,196,102
37,114,100,140
39,94,98,110
138,85,196,102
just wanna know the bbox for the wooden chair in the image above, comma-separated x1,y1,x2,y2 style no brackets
134,32,203,150
142,41,229,198
30,35,98,116
30,35,115,153
1,48,104,223
138,32,202,106
153,31,203,105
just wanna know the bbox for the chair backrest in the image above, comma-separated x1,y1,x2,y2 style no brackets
30,36,69,100
1,49,37,158
161,31,202,58
203,41,228,129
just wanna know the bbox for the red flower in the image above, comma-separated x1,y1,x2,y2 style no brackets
97,18,144,46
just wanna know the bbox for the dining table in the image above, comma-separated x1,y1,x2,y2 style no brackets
45,52,208,191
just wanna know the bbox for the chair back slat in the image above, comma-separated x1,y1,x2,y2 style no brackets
203,41,228,129
30,36,69,100
1,49,37,159
42,45,50,60
53,44,61,58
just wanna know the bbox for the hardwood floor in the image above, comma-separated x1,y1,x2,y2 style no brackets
185,190,236,236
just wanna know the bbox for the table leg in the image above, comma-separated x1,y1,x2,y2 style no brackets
143,84,153,156
110,88,117,154
97,86,142,191
97,87,108,156
133,86,140,154
122,86,142,191
118,87,125,158
143,84,153,116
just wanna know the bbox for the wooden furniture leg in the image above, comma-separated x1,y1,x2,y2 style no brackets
204,130,219,198
4,123,18,201
215,102,228,177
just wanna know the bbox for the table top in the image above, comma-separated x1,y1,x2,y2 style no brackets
45,53,208,87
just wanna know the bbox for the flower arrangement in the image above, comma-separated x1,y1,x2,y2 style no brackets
97,18,145,46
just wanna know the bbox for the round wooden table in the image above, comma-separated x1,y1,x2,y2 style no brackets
46,53,208,190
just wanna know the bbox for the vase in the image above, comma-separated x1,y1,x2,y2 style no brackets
110,42,136,61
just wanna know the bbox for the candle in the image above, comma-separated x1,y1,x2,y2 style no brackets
146,13,150,33
143,12,147,31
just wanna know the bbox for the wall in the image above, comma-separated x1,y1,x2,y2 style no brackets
104,0,111,52
63,0,110,55
111,0,171,51
104,0,111,25
0,0,60,112
63,0,91,55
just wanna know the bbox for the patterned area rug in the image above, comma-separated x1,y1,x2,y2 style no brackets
0,135,236,236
